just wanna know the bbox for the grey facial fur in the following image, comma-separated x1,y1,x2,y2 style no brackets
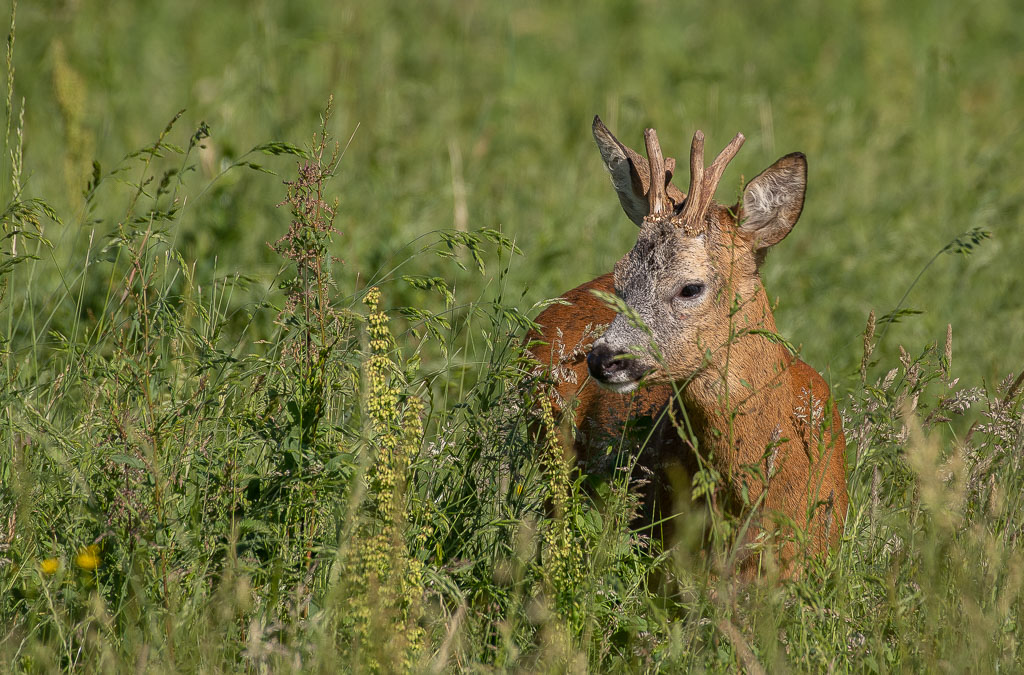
591,216,727,387
586,133,807,393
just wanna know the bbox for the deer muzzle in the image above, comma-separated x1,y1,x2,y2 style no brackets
587,340,651,393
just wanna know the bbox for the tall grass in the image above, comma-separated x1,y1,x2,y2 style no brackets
2,1,1024,672
2,94,1023,675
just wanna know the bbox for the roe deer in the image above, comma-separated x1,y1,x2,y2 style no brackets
527,117,848,576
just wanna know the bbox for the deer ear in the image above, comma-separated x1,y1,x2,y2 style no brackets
592,116,650,226
739,152,807,250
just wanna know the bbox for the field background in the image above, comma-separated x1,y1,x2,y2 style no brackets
14,0,1024,384
3,0,1024,671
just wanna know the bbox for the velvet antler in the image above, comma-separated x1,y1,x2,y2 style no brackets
674,131,745,235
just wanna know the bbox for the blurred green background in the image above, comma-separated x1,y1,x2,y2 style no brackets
10,0,1024,389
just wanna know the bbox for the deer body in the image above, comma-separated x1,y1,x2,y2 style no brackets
528,118,848,574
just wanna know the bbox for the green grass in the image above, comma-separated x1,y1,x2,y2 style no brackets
2,0,1023,671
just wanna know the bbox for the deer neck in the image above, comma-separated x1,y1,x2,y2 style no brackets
678,283,795,466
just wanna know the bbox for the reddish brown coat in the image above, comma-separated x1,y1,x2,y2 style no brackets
528,272,848,576
528,119,849,577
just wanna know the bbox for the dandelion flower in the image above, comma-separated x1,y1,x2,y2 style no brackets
40,558,59,575
75,544,100,570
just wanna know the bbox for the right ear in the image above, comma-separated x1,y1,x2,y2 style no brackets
593,116,679,226
738,152,807,251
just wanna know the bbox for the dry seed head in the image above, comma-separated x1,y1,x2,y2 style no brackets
861,310,876,383
898,345,910,371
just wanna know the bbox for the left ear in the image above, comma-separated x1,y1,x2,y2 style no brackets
738,152,807,250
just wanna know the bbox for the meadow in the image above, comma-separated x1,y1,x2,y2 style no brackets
1,0,1023,671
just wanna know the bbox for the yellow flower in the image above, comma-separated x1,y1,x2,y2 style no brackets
75,544,100,570
40,558,59,575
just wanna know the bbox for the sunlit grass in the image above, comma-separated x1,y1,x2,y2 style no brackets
2,0,1023,671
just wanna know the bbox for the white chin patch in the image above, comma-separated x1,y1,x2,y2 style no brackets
601,380,639,394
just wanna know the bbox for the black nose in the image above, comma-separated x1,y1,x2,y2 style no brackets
587,343,628,381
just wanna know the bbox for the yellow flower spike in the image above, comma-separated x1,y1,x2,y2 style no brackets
75,544,100,570
40,558,59,575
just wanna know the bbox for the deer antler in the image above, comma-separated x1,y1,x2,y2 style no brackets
674,131,746,236
639,126,743,232
676,131,706,233
644,128,670,219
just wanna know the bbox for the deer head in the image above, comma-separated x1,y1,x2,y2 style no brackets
587,116,808,393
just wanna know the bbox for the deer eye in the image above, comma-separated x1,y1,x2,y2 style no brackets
678,283,705,299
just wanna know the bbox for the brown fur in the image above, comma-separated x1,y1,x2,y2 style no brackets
526,120,849,578
528,273,848,576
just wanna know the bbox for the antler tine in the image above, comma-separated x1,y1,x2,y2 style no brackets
676,131,705,228
643,128,669,218
675,131,745,235
702,132,745,197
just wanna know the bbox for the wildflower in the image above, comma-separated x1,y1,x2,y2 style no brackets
40,558,59,575
75,544,100,570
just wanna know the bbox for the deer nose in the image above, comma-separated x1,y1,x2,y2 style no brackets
587,342,628,381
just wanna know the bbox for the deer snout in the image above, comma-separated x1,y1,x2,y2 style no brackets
587,342,625,378
587,342,644,393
